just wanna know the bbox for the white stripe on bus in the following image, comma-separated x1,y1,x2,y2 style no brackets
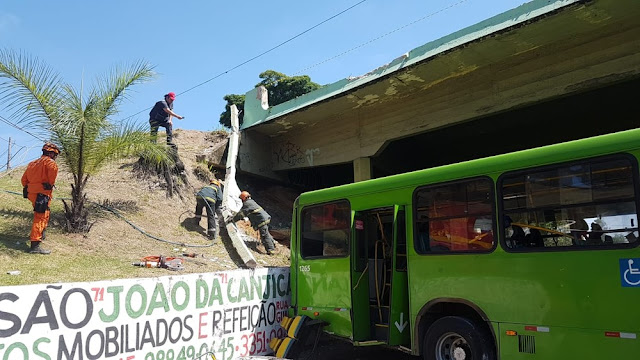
525,325,550,332
605,331,637,339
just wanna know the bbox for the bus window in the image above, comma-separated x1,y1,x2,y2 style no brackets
300,200,350,258
501,156,639,250
414,178,495,254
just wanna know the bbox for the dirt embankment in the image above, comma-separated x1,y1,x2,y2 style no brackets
135,128,300,262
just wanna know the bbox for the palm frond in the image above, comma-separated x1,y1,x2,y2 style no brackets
0,49,63,131
88,60,155,123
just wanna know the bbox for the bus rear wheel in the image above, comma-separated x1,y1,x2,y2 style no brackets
423,316,495,360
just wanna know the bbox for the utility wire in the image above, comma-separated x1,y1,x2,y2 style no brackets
0,188,215,248
293,0,469,75
0,144,39,177
0,147,24,172
0,136,26,151
0,136,27,150
119,0,368,122
0,114,47,142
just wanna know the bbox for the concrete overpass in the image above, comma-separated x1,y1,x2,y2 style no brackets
236,0,640,189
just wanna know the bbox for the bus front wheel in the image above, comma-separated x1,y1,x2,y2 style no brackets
423,316,495,360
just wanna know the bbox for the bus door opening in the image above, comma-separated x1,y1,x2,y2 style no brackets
352,206,409,346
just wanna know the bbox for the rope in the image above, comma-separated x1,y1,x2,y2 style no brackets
0,188,215,248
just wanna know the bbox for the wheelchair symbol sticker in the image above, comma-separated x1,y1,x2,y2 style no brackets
620,258,640,287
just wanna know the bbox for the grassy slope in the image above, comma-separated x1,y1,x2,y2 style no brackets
0,130,291,286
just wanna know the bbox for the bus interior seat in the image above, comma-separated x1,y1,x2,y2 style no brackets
416,232,430,253
586,226,604,245
510,225,526,248
431,245,451,252
603,235,613,245
526,228,544,247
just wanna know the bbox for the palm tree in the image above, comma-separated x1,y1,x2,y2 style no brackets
0,49,171,232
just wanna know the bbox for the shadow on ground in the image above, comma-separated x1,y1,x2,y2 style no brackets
180,215,207,236
218,228,251,268
296,332,417,360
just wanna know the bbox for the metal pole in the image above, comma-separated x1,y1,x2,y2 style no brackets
6,137,11,170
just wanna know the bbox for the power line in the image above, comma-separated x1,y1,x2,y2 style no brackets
0,144,38,172
0,144,38,176
0,115,46,142
119,0,368,122
0,136,26,150
0,146,23,172
294,0,469,75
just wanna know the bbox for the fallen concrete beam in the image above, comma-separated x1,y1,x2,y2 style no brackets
220,105,257,269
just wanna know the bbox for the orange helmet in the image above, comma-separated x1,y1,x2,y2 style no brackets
240,191,251,201
42,142,60,154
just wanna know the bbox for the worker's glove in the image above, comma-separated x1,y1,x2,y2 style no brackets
22,186,28,199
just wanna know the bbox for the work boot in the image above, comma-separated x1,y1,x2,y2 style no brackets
30,241,51,255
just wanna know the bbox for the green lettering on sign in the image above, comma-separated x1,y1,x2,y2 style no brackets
171,281,190,311
147,283,170,315
208,278,223,306
99,286,124,322
126,285,147,318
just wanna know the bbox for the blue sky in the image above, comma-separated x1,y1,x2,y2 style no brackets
0,0,529,169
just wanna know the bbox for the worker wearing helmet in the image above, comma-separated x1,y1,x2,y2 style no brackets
195,177,223,240
149,92,184,146
20,142,60,254
233,191,276,255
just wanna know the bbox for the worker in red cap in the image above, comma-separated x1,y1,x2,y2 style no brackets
21,142,60,254
149,92,184,146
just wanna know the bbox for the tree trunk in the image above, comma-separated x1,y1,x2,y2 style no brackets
63,123,90,232
63,174,90,232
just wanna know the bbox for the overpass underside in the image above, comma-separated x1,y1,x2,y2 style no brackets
238,0,640,190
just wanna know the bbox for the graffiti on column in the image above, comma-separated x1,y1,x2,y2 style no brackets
273,141,305,167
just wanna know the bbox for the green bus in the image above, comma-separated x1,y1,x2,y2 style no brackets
288,128,640,359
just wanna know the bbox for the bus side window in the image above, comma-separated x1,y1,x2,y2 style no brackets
413,177,494,254
300,200,350,258
500,156,639,251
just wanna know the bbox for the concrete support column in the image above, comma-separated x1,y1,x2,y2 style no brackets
353,157,372,182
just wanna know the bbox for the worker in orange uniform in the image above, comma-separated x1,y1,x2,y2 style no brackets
21,142,60,254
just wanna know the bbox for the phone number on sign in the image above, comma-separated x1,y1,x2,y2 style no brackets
144,328,286,360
